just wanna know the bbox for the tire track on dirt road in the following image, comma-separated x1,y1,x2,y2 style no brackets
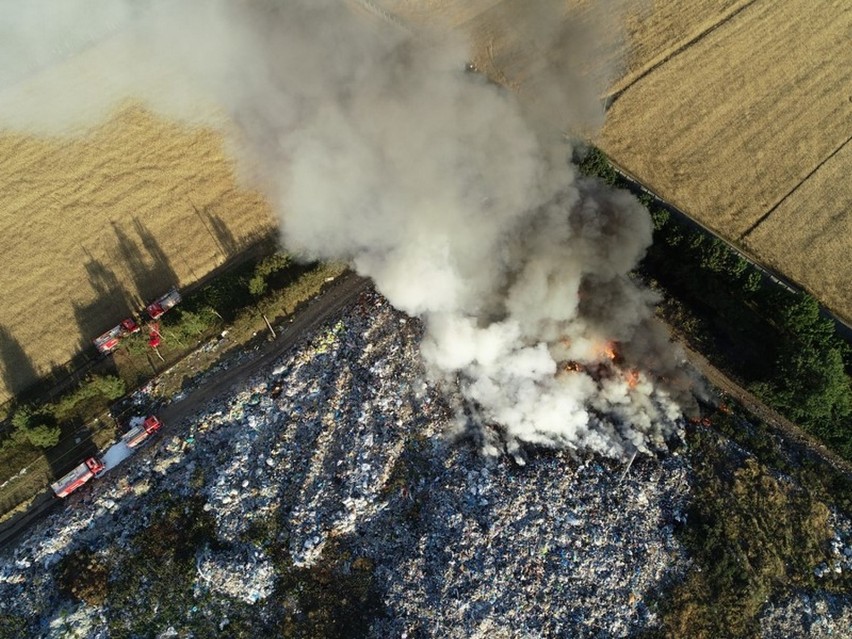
159,270,372,427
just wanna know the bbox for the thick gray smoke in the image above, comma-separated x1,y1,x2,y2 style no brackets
0,0,696,459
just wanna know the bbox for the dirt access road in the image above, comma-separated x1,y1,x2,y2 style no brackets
682,341,852,478
0,271,370,549
158,271,371,427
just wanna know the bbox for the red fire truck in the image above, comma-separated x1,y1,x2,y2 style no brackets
50,457,105,498
121,415,163,448
92,318,140,354
145,288,182,320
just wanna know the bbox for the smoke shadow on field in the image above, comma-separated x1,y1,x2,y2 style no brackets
111,219,179,307
0,325,39,398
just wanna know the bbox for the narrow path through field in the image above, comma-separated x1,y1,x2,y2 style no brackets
605,0,761,107
740,133,852,239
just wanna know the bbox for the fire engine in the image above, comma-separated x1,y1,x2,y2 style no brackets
146,288,182,320
50,415,164,498
121,415,162,448
50,457,105,498
92,318,140,354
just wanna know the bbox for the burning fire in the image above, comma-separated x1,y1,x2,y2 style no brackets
599,340,618,362
559,361,584,374
626,369,640,389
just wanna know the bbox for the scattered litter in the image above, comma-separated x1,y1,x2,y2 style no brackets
1,290,849,638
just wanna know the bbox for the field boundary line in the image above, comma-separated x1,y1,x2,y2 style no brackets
604,0,761,108
604,155,852,337
740,133,852,239
346,0,411,33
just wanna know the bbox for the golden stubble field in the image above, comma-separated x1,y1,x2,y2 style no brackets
743,141,852,318
384,0,852,323
0,106,274,402
1,0,850,402
598,0,851,322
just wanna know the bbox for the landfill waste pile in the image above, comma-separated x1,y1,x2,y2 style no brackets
0,290,850,638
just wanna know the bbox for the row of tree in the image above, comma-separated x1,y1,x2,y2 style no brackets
578,147,852,459
10,375,126,449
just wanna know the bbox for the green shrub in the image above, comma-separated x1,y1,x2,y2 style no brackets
249,252,292,297
21,424,61,448
57,549,110,606
10,405,60,449
85,375,126,401
53,375,126,420
167,307,217,340
0,615,28,639
742,270,762,294
576,146,619,185
650,207,670,231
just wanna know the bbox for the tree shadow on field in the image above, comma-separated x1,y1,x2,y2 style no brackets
134,217,179,289
45,420,100,480
206,210,238,256
111,219,179,307
0,325,38,398
73,252,135,353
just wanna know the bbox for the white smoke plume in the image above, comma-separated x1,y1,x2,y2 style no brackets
0,0,697,460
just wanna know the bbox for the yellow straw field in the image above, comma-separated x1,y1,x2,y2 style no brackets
597,0,851,322
385,0,852,323
743,141,852,321
0,106,274,402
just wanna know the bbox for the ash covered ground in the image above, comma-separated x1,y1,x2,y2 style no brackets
2,291,850,638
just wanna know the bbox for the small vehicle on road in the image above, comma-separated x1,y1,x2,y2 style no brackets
50,457,105,498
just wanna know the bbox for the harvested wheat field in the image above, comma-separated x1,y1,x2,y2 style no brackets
597,0,851,235
2,0,850,402
743,140,852,320
383,0,852,322
596,0,851,319
0,105,274,402
609,0,758,95
390,0,753,88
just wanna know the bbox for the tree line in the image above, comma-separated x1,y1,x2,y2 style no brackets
578,147,852,460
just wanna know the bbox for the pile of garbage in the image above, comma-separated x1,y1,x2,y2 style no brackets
759,591,852,638
0,289,849,638
194,546,275,605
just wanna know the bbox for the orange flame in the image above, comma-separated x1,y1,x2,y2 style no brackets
599,341,618,362
626,370,640,389
560,361,583,373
